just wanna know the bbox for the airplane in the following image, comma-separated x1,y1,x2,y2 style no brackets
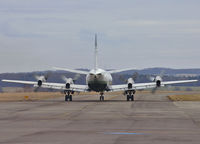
2,34,198,101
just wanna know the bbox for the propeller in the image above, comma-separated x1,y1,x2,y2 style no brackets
34,72,51,82
148,70,165,82
148,70,165,94
61,76,73,84
61,74,81,89
34,72,52,92
73,74,81,83
61,74,81,83
119,72,138,83
148,76,155,82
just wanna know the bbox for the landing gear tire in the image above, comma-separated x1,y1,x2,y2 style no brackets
100,92,104,101
127,95,130,101
100,96,104,101
69,95,72,101
127,95,134,101
65,95,72,101
65,95,68,101
131,95,134,101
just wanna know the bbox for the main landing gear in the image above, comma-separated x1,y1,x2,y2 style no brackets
64,91,74,101
127,95,134,101
100,92,104,101
126,90,135,101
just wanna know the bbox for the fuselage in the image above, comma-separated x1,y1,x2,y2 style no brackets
86,68,112,92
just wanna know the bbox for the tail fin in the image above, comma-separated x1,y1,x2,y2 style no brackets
95,34,98,70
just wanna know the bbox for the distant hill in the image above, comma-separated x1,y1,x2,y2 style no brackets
119,67,200,75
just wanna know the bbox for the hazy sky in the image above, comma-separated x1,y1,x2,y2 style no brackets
0,0,200,73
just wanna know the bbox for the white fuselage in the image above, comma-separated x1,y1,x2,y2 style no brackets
86,68,112,92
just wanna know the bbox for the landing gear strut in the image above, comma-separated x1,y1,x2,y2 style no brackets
127,95,134,101
100,92,104,101
64,91,73,101
126,90,135,101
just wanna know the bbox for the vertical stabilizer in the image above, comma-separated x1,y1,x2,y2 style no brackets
95,34,98,70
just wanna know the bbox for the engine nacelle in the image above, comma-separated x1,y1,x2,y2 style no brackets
156,80,161,87
128,83,132,89
127,78,135,89
37,80,42,87
66,83,70,89
35,75,48,87
155,76,162,87
36,75,47,82
62,77,74,89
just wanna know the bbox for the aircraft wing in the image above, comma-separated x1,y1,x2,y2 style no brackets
2,79,89,92
162,80,198,85
53,67,89,75
110,80,198,92
2,80,37,85
41,83,89,92
110,83,156,91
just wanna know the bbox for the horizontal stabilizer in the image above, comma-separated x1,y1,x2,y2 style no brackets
53,67,89,75
108,68,135,74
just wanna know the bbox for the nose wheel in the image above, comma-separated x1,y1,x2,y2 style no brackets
100,92,104,101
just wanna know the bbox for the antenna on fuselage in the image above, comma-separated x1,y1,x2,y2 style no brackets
95,34,98,70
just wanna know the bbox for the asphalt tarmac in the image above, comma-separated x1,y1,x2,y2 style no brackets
0,92,200,144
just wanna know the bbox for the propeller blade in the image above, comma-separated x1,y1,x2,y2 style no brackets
44,72,52,81
119,72,138,83
34,75,40,81
150,76,155,81
148,75,155,81
73,74,81,82
34,72,51,82
61,75,68,82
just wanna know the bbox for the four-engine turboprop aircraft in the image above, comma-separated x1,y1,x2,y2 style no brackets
2,35,198,101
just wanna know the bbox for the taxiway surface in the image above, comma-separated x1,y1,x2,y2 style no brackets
0,93,200,144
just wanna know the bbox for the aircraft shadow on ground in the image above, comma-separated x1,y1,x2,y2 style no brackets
33,99,170,103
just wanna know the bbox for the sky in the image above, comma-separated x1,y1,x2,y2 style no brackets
0,0,200,73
